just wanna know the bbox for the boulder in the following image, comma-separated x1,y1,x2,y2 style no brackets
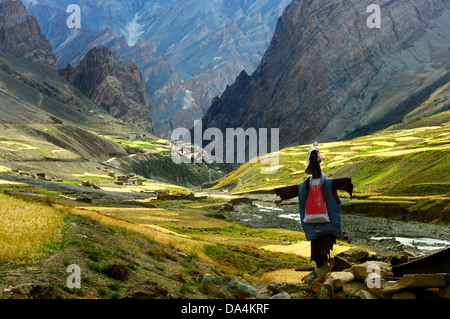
82,180,92,187
350,261,393,280
228,281,257,299
342,282,364,298
334,290,348,299
202,274,256,299
366,281,392,300
302,271,317,284
122,282,168,299
117,175,129,182
371,253,390,262
311,281,333,299
360,289,380,299
403,250,417,258
11,283,38,296
268,281,303,295
338,248,369,261
382,274,447,294
332,255,355,271
270,292,291,299
255,289,271,299
324,272,355,291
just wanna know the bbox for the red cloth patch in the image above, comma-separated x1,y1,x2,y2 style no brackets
304,184,330,223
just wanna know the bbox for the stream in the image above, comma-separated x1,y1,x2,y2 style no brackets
224,193,450,256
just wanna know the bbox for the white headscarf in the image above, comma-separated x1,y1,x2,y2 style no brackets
305,142,321,174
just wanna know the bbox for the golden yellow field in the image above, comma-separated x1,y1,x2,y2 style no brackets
261,269,310,283
261,241,354,259
0,194,65,261
0,165,11,173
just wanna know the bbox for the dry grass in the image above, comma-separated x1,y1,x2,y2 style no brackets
99,180,188,194
261,241,355,259
0,194,65,261
0,165,11,173
63,206,218,266
0,180,26,186
78,206,232,229
260,269,310,283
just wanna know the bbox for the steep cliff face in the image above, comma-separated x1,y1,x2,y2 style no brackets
202,0,450,148
0,0,57,66
26,0,290,138
110,39,203,139
61,47,155,133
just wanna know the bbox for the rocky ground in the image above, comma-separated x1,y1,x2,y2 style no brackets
223,194,450,257
267,247,450,300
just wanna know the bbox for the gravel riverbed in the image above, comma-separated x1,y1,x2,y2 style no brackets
225,194,450,256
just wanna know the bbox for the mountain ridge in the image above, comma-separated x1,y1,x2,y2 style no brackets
0,0,58,67
202,0,450,148
25,0,291,138
61,47,155,134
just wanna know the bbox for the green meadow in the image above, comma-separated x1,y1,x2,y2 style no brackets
209,111,450,223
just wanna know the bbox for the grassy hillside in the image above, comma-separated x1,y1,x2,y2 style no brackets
208,108,450,223
211,117,449,194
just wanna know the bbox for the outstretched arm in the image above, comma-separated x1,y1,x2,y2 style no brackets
331,178,353,205
275,177,353,203
274,185,299,201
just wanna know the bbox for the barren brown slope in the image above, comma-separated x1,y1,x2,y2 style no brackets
61,47,155,134
0,0,57,67
202,0,450,148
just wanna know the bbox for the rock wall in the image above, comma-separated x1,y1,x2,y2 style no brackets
202,0,450,148
0,0,58,67
61,47,155,133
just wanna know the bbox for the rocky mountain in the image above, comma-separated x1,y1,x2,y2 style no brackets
109,38,202,139
0,1,222,188
61,47,155,133
202,0,450,148
25,0,291,138
0,0,57,67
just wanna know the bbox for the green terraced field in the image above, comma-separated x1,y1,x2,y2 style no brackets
212,118,450,195
209,111,450,223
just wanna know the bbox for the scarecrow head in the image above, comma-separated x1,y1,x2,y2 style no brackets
305,142,322,178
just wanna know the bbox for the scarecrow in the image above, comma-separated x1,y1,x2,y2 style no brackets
275,143,353,280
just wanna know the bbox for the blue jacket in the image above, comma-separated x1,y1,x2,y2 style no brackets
298,173,343,241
